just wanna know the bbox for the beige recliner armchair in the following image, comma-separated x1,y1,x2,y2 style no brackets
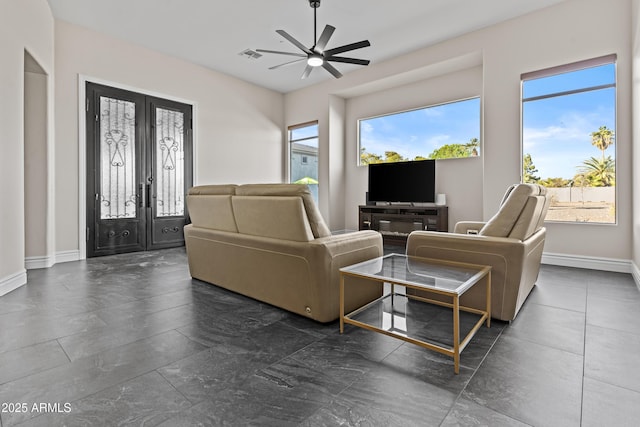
406,184,550,321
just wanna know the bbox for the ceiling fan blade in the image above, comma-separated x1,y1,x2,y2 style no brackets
322,61,343,79
301,65,314,79
314,25,335,52
276,30,313,54
326,56,370,66
269,58,306,70
324,40,371,56
256,49,306,58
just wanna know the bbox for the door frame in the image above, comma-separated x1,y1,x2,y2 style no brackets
77,75,198,260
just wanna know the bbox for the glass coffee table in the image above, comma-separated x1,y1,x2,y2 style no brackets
339,254,491,374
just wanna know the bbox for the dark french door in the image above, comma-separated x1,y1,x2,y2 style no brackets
86,82,192,257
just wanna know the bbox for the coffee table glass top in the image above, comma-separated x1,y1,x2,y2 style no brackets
340,253,488,295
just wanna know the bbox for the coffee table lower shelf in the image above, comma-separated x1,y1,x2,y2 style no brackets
341,292,489,374
339,256,491,375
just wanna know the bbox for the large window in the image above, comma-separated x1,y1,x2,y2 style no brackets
522,55,616,223
358,97,481,165
289,121,318,204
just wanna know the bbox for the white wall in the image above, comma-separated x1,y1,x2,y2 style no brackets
54,21,285,257
632,0,640,280
344,65,484,231
285,0,634,266
24,70,48,260
0,0,54,295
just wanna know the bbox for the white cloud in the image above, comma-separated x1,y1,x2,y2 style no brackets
360,121,373,134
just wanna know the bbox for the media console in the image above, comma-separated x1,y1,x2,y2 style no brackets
358,204,448,246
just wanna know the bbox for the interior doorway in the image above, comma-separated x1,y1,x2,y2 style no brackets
24,51,50,269
85,82,193,257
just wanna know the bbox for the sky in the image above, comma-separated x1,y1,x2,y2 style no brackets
522,63,616,180
359,97,481,161
358,63,616,180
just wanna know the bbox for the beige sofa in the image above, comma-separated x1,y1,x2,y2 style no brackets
184,183,383,323
406,184,550,321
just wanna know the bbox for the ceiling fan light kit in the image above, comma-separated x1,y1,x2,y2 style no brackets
256,0,371,79
307,54,324,67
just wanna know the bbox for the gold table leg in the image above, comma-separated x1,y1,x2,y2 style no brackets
486,270,491,328
339,274,345,334
453,295,460,375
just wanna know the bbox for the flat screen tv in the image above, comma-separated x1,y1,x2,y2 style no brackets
368,160,436,204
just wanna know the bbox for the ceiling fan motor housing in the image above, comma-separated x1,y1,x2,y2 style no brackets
309,0,321,9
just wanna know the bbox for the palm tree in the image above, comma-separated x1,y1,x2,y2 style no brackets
577,156,615,187
467,138,480,156
590,126,615,161
522,153,539,183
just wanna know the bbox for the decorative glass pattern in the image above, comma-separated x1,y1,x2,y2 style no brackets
155,108,184,217
100,96,137,219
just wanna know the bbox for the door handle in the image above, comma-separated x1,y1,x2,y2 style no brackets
146,177,154,208
146,184,152,208
138,184,144,208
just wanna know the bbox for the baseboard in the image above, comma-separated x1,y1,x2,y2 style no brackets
1,251,80,296
56,250,81,264
0,269,27,296
631,261,640,291
26,251,80,267
541,252,632,274
25,255,55,270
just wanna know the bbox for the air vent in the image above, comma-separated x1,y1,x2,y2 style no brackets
238,49,263,60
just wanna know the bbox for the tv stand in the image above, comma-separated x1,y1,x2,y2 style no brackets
359,205,448,246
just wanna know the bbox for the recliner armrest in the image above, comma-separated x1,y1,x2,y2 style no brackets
408,230,524,249
454,221,487,235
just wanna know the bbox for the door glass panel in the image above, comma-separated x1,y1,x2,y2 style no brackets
155,107,185,217
100,96,137,219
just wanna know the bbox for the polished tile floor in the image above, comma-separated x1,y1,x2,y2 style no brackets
1,246,639,426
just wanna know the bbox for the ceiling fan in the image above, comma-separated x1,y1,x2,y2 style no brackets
256,0,371,79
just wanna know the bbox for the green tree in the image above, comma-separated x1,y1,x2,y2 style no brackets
429,138,479,159
577,156,615,187
384,151,406,162
522,153,540,183
360,147,382,165
590,126,615,161
539,177,570,188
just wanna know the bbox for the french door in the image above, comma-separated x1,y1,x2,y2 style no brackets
86,83,192,257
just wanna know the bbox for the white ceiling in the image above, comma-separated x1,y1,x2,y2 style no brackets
46,0,568,93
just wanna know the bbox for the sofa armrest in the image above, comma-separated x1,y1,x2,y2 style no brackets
311,230,384,320
454,221,487,234
313,230,383,256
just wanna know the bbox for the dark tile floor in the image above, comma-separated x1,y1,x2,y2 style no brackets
1,246,639,426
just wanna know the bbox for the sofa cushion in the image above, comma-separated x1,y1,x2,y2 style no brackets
479,184,542,239
187,195,238,232
236,184,331,238
509,195,545,240
187,185,238,232
232,195,315,242
188,184,237,195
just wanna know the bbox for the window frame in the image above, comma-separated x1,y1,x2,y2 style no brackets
520,54,617,225
357,96,482,166
287,120,319,209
